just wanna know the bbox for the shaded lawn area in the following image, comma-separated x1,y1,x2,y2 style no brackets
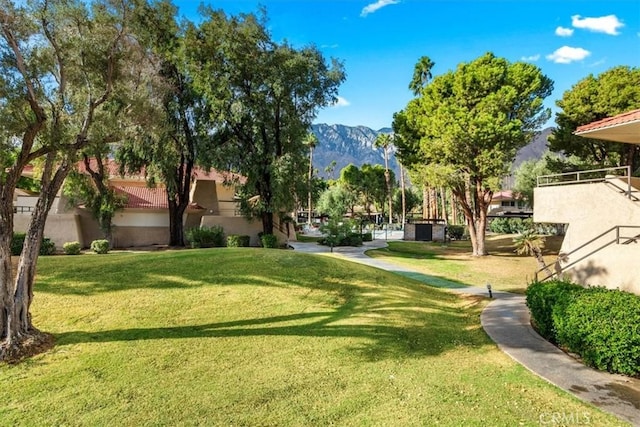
0,247,621,426
367,234,564,293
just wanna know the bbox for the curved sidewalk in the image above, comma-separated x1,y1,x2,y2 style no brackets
290,240,640,425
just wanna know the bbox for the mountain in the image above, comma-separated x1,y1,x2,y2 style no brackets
311,123,554,181
311,123,397,178
513,127,553,168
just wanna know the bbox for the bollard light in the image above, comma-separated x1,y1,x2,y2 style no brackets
486,283,493,299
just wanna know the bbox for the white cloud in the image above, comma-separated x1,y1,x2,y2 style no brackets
546,46,591,64
555,26,574,37
521,54,541,62
571,15,624,35
360,0,400,17
332,96,350,107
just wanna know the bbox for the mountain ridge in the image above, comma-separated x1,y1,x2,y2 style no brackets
311,123,553,181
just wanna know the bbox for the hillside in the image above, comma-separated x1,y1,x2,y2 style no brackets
311,123,553,180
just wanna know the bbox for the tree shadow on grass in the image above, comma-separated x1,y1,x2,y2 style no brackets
54,297,490,362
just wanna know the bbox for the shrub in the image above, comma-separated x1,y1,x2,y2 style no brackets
526,280,582,341
260,234,278,248
10,233,26,256
527,280,640,376
361,232,373,242
11,233,56,256
555,288,640,376
489,218,511,234
90,239,110,254
186,226,225,248
63,241,82,255
39,238,56,256
227,234,250,247
318,220,362,247
447,225,465,240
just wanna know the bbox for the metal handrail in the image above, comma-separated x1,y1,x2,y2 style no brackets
535,225,640,282
537,166,632,199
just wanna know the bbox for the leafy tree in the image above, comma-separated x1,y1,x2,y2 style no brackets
63,165,125,243
549,66,640,173
316,184,357,219
393,186,421,221
187,8,345,235
117,0,213,247
0,0,138,360
362,163,394,219
513,154,553,208
394,52,553,256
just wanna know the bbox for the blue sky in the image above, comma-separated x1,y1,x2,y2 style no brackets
174,0,640,130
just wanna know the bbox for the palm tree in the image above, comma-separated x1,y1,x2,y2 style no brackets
513,229,553,278
374,133,393,224
303,133,319,225
409,56,435,95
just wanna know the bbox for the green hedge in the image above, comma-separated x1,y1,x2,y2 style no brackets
186,226,225,248
526,281,640,376
226,234,250,247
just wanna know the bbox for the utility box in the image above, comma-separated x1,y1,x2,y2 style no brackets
404,221,446,242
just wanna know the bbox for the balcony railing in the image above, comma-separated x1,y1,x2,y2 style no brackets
537,166,634,200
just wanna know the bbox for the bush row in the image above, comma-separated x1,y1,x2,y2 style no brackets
187,226,270,249
489,218,559,235
526,280,640,376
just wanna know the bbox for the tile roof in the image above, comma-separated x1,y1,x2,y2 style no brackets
114,186,168,209
575,109,640,133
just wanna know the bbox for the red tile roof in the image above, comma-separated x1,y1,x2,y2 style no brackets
114,186,168,209
77,158,243,183
575,109,640,133
492,190,515,201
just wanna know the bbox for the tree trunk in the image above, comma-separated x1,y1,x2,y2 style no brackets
383,149,392,224
440,187,447,223
422,185,429,219
400,164,406,226
534,248,554,278
168,199,188,247
1,154,66,361
308,147,313,225
262,211,274,235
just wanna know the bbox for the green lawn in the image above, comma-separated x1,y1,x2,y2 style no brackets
367,234,565,293
0,248,624,426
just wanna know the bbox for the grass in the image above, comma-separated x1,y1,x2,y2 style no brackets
0,247,624,426
367,234,564,293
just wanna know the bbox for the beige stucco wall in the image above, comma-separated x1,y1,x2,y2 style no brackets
14,213,82,249
111,226,169,247
534,180,640,294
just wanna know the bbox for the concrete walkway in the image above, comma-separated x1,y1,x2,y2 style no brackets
290,240,640,425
